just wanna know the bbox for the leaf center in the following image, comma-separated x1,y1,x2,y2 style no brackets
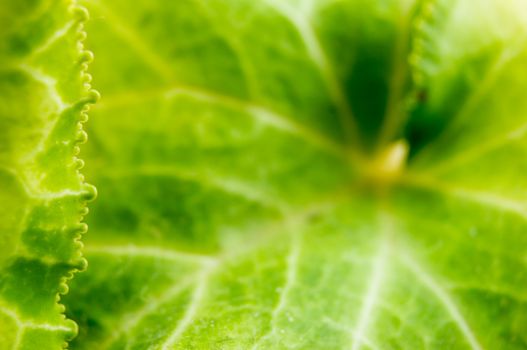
361,139,409,187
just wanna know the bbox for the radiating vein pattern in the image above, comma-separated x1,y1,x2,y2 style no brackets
63,0,527,349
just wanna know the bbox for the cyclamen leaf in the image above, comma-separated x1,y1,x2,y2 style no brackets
65,0,527,349
0,0,97,349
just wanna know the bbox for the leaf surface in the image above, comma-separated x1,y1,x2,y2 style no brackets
0,0,97,348
66,0,527,349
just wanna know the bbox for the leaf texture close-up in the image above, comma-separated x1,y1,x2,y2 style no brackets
0,0,97,349
2,0,527,349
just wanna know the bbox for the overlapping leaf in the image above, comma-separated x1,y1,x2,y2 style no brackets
0,0,97,348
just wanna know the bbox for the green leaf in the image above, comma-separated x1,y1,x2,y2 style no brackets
0,0,97,349
66,0,527,349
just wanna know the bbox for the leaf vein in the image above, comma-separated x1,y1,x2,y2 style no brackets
84,245,216,265
92,1,349,160
251,233,302,349
160,264,215,349
350,235,390,350
400,254,483,350
262,0,360,146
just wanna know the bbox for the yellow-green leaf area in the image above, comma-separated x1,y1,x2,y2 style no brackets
0,0,96,349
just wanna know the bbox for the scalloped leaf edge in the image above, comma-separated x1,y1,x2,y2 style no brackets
55,2,99,348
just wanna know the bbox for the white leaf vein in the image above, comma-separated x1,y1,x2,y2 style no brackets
160,263,216,349
251,233,302,349
91,0,349,161
350,234,390,350
404,175,527,220
400,254,483,350
263,0,359,145
84,244,216,266
102,165,288,212
99,277,197,350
